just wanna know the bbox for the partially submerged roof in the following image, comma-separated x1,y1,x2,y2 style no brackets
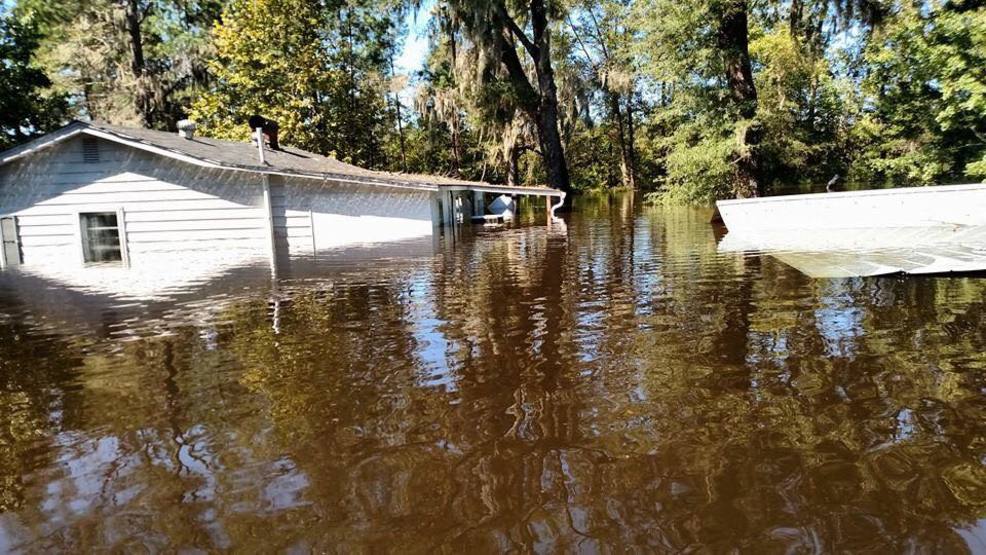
716,181,986,277
719,225,986,278
0,121,562,197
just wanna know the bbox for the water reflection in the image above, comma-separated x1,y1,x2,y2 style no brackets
2,193,986,551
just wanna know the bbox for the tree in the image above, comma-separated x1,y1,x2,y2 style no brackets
567,0,641,189
14,0,224,129
0,15,69,149
851,0,986,183
191,0,401,167
440,0,573,193
636,0,765,203
716,0,762,198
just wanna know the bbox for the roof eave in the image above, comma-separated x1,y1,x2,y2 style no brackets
0,121,89,167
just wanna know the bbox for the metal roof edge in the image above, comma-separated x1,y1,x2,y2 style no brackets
716,182,986,207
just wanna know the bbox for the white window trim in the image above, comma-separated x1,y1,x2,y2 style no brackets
75,208,130,268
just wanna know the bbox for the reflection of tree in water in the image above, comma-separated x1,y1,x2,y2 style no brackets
204,198,986,551
0,296,87,513
6,195,986,550
631,269,986,551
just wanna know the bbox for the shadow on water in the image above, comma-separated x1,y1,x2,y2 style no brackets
2,192,986,551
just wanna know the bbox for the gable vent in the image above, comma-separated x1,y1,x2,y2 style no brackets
82,137,100,163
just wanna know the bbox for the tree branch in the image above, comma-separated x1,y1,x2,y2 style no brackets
496,4,537,58
566,15,602,76
495,29,540,115
139,0,154,23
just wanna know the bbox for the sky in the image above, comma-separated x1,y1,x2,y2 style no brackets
395,2,433,76
393,1,434,105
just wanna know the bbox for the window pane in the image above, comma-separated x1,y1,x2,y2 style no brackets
80,213,122,264
86,213,117,229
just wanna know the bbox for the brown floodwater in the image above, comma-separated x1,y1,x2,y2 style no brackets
2,193,986,552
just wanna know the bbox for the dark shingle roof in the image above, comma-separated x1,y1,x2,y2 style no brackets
2,121,561,196
84,121,494,189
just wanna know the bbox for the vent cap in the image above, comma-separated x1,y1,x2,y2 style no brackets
177,119,197,139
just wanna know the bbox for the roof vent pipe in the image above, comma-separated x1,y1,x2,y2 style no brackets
177,119,196,139
255,127,266,165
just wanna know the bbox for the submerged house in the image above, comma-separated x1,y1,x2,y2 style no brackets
0,121,564,276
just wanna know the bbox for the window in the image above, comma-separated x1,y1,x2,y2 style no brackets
79,212,123,264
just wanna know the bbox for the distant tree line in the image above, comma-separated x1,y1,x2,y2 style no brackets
1,0,984,202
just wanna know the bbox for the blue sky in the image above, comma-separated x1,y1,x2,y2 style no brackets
394,1,433,76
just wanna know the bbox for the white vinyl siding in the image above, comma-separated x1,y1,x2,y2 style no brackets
0,137,267,267
272,178,434,255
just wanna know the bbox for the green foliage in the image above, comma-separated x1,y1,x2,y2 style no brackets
752,27,852,183
642,0,986,205
0,15,69,149
4,0,984,199
654,122,737,205
190,0,400,167
14,0,224,128
635,0,760,204
850,0,986,185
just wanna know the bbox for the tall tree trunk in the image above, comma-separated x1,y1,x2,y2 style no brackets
389,55,408,172
625,93,638,189
445,21,462,175
450,119,463,175
533,65,571,193
507,141,521,186
789,0,803,39
124,0,151,126
492,0,572,194
608,92,631,188
394,94,407,172
529,0,571,194
345,9,359,161
718,0,762,198
450,0,571,192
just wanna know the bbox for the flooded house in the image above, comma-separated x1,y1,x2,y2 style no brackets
0,120,564,297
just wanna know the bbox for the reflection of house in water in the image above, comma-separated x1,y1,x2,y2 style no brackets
0,238,442,341
0,121,564,298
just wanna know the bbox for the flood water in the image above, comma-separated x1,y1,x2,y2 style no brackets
3,193,986,552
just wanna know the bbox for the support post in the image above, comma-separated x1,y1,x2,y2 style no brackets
309,208,317,257
117,207,131,268
0,218,6,270
430,192,443,230
473,190,485,217
0,217,7,269
441,190,454,228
